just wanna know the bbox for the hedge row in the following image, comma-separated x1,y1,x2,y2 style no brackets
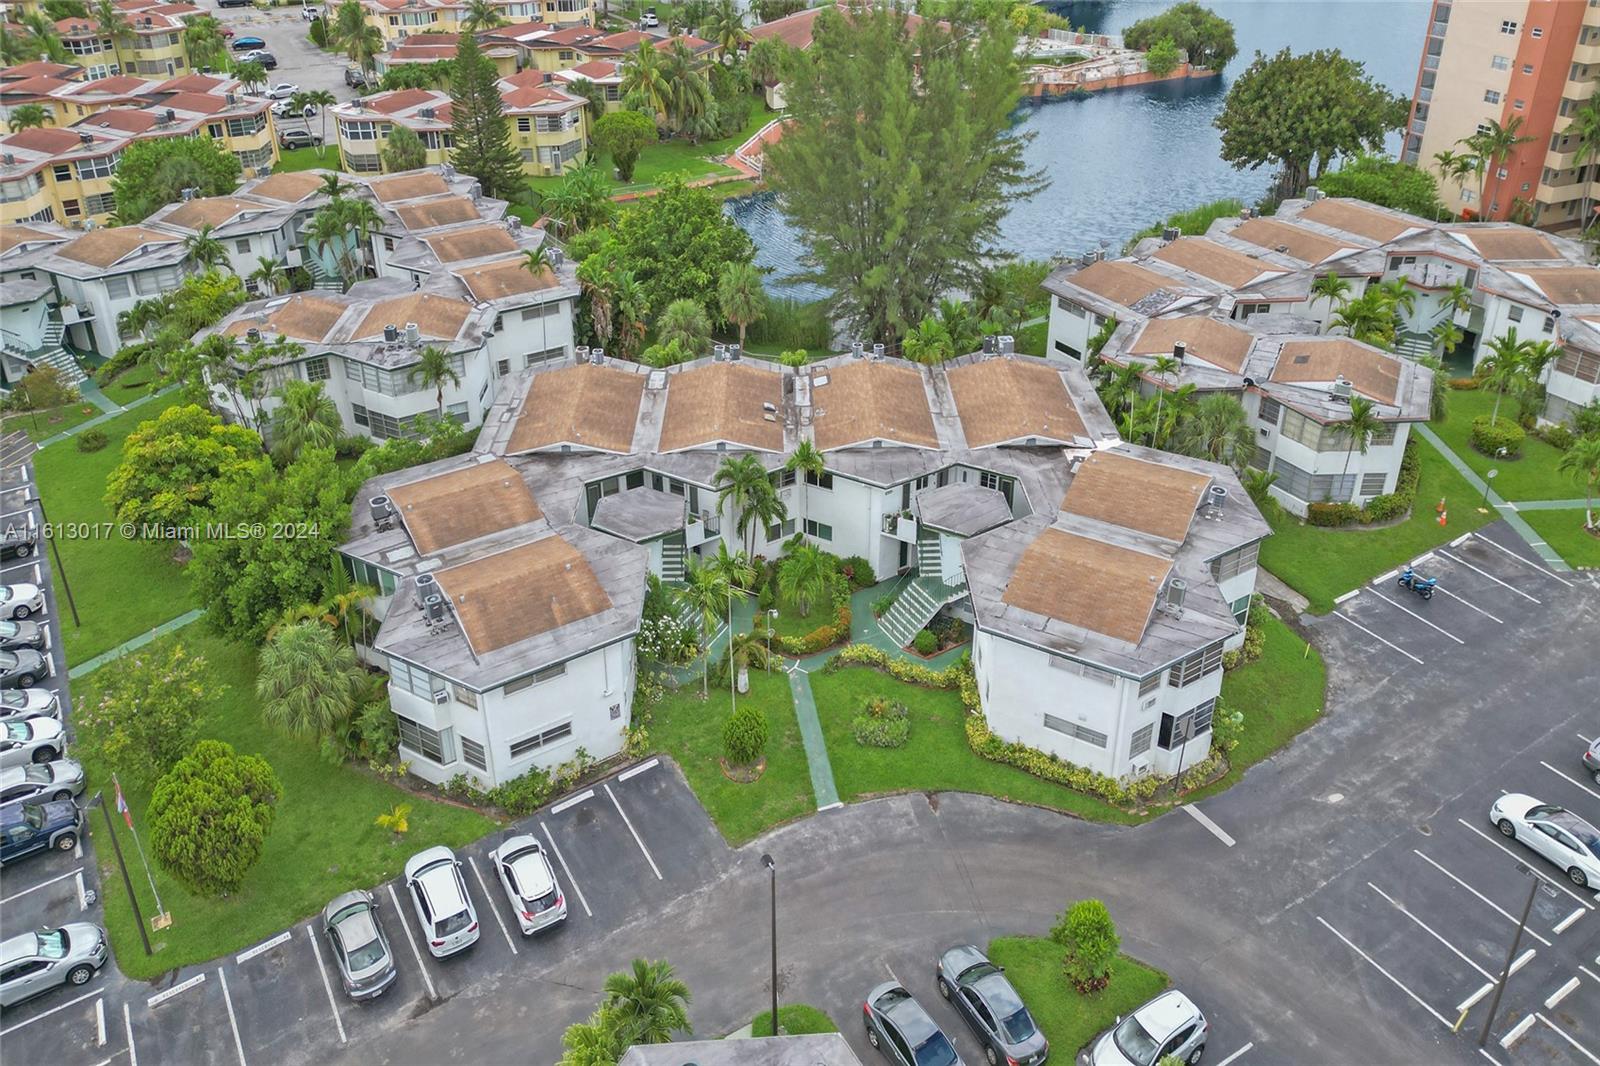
1305,438,1420,528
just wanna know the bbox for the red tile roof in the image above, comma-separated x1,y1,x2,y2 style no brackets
79,109,161,132
369,88,439,114
162,91,229,115
2,127,83,153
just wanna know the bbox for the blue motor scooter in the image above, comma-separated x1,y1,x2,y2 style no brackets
1397,565,1437,600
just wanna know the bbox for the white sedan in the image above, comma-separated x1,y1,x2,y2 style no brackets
271,98,315,118
488,835,567,935
1490,793,1600,888
263,83,300,100
0,584,43,620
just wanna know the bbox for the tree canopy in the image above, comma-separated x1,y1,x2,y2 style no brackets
449,32,524,199
1123,2,1237,70
765,3,1041,343
104,403,264,533
1213,47,1407,199
599,178,754,314
111,135,242,223
591,109,656,183
75,642,217,786
1316,153,1446,219
149,740,281,897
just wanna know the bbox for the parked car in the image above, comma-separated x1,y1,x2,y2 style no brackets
322,889,397,1000
0,760,84,806
278,128,321,149
639,7,658,27
1080,990,1208,1066
403,846,479,957
0,924,108,1008
0,649,48,689
263,82,300,100
220,27,234,38
863,982,962,1066
272,98,316,118
489,835,567,935
344,66,367,87
1491,793,1600,888
936,944,1048,1066
0,520,36,561
0,620,47,654
0,717,63,768
1584,736,1600,785
0,799,81,865
0,688,58,723
0,584,43,620
300,3,320,20
231,35,265,51
246,51,278,69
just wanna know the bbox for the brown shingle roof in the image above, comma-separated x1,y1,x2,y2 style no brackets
423,224,519,263
658,362,783,452
1299,199,1415,243
1517,267,1600,305
222,294,347,343
1066,260,1174,307
394,195,480,230
1003,527,1171,645
353,293,471,341
369,171,451,203
162,195,259,232
0,226,64,254
434,534,611,654
1272,339,1400,405
455,259,557,301
1127,316,1255,374
249,170,326,204
810,360,937,450
1454,228,1562,262
1151,237,1275,288
1061,451,1210,542
57,226,177,268
508,362,645,453
948,357,1086,447
1230,217,1355,265
387,458,541,555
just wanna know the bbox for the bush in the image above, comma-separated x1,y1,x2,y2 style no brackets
486,764,553,816
912,629,939,655
308,15,327,45
1144,35,1181,76
1470,414,1525,457
745,297,832,351
1448,376,1480,390
76,428,108,452
1301,439,1420,527
1306,501,1361,527
838,555,876,589
871,592,897,618
757,582,776,612
775,574,852,655
722,702,769,765
1050,899,1120,993
1362,490,1408,522
334,434,371,460
851,694,910,747
149,740,281,897
1536,423,1575,450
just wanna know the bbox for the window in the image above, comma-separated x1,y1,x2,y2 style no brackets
1157,699,1215,750
234,238,250,254
805,470,833,490
1129,723,1154,758
1543,315,1556,334
524,346,565,368
344,555,397,596
351,402,368,427
803,519,832,541
773,468,797,488
767,518,796,541
84,191,115,215
344,120,378,140
347,152,383,173
452,683,478,708
1048,654,1116,685
1360,472,1387,496
517,116,531,132
52,164,71,182
1138,673,1162,698
1257,396,1282,427
509,720,573,759
1056,295,1086,317
396,713,454,764
304,356,330,382
1042,713,1108,748
1513,99,1525,111
1508,305,1524,322
461,736,487,770
1209,541,1260,582
504,661,566,695
1168,642,1224,688
1230,595,1251,624
76,153,117,180
496,358,510,376
1500,19,1518,34
225,115,266,138
62,199,82,218
1484,89,1501,104
1555,347,1600,384
1279,409,1338,451
445,401,469,424
388,656,442,699
1491,55,1510,71
1532,25,1544,37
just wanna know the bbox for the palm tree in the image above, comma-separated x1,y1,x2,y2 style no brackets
621,42,671,123
1479,328,1530,426
680,560,730,695
1310,271,1350,317
320,172,351,200
706,0,747,59
255,622,365,742
558,1005,628,1066
18,11,67,63
785,439,824,523
331,0,366,50
347,22,384,76
249,255,288,296
1376,277,1417,320
183,224,228,271
717,261,765,349
1417,353,1450,422
936,298,983,355
1571,98,1600,234
1441,279,1473,320
714,453,773,556
1459,116,1534,216
566,76,607,125
1174,394,1253,467
901,316,953,365
1557,434,1600,529
1147,353,1181,446
1330,396,1381,501
778,541,831,616
461,0,507,31
181,14,225,72
300,88,336,156
657,298,711,356
577,256,616,349
602,958,692,1046
6,104,50,133
612,270,649,360
1330,289,1396,349
269,380,341,462
407,345,462,416
233,60,266,94
1430,149,1475,218
706,541,756,593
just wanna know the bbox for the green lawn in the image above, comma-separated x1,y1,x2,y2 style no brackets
78,633,495,980
1259,436,1494,613
1520,508,1600,568
98,366,160,406
1430,388,1584,500
648,669,815,844
273,145,333,173
748,1004,838,1037
527,108,771,197
5,402,101,442
34,396,198,665
987,937,1170,1057
809,668,1142,824
1016,319,1048,357
768,602,829,643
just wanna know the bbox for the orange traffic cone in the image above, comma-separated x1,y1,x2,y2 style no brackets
1438,509,1448,527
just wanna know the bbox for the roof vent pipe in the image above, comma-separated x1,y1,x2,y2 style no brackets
871,343,884,360
404,322,421,347
1173,340,1185,364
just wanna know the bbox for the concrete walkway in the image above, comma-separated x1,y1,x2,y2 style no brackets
67,607,205,680
1416,424,1573,571
37,384,174,451
785,664,840,809
77,379,120,414
1501,497,1593,511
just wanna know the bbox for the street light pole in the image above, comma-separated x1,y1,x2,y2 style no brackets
761,853,777,1035
92,791,152,956
1481,467,1498,510
1478,863,1552,1048
29,494,79,628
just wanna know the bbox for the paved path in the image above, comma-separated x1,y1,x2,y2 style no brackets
77,380,119,414
66,607,205,679
1416,424,1573,571
1502,496,1592,510
784,664,840,809
36,385,174,451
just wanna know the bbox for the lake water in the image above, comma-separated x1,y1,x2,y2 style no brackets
728,0,1433,300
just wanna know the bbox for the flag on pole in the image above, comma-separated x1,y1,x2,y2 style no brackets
114,779,133,830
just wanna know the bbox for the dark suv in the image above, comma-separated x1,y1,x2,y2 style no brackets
0,800,81,866
0,519,36,561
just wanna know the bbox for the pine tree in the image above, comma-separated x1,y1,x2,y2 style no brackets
448,33,524,200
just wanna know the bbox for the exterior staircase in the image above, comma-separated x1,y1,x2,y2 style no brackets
660,540,686,583
877,574,967,649
2,326,86,389
1396,331,1435,362
916,527,942,577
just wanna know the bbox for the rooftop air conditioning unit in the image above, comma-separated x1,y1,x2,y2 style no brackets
1330,374,1352,402
1163,226,1180,241
713,343,727,361
981,334,996,355
1164,577,1187,613
1208,484,1228,512
415,572,438,607
871,343,885,360
591,348,604,364
383,323,399,344
370,494,395,528
1173,340,1186,363
422,593,446,624
79,131,94,146
575,345,590,363
404,322,421,347
998,334,1015,356
549,248,564,267
245,326,261,343
851,339,865,358
729,344,741,361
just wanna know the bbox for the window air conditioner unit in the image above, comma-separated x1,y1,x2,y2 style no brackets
432,689,449,705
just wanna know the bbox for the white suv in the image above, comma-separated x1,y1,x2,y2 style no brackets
403,846,479,957
489,835,567,935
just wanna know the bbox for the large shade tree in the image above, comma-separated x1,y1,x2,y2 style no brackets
149,740,281,897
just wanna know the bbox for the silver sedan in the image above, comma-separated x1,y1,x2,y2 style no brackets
0,759,84,805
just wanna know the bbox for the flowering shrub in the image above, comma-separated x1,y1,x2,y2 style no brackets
776,575,853,655
637,612,698,665
851,694,910,747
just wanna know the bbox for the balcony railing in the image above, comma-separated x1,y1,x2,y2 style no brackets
882,513,918,542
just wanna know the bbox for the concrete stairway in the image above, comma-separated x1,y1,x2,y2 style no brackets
1396,331,1435,362
660,540,686,583
877,575,967,649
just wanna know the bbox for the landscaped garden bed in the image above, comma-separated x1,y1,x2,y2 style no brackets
987,936,1169,1057
1429,387,1586,501
1518,508,1600,568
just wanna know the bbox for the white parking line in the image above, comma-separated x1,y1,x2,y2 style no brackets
1500,1014,1536,1049
0,865,83,903
1456,819,1596,910
147,973,205,1008
1411,850,1553,947
0,989,101,1036
1478,1047,1505,1066
1437,550,1542,603
605,783,662,880
385,883,438,1001
1434,586,1504,623
540,821,591,918
1536,1013,1600,1066
96,996,106,1046
466,855,517,954
1181,803,1235,847
1212,1043,1253,1066
218,970,246,1066
550,789,594,815
234,930,291,965
1555,907,1586,934
618,757,659,782
305,928,347,1045
1582,964,1600,984
1539,760,1600,803
1316,915,1450,1027
1372,569,1399,585
1366,882,1493,980
1365,588,1466,644
1472,533,1576,587
1331,611,1424,664
1545,977,1580,1008
123,1002,137,1066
